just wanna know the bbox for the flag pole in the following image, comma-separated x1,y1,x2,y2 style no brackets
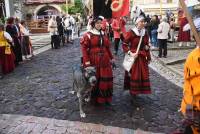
66,0,68,14
179,0,200,46
91,0,93,16
159,0,162,16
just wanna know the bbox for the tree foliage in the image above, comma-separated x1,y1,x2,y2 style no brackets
60,0,83,15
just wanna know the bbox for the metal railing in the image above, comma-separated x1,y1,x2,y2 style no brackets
24,0,65,4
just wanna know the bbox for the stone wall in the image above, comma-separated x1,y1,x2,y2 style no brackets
23,4,63,20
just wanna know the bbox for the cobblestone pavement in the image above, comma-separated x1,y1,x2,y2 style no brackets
152,49,192,65
29,34,50,50
0,38,183,133
150,42,196,87
0,114,162,134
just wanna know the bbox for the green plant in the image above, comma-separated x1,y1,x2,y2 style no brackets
0,17,7,24
26,13,32,20
60,0,83,14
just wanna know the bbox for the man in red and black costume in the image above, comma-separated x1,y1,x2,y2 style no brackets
80,16,115,105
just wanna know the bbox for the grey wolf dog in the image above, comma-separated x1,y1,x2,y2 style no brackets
71,65,97,118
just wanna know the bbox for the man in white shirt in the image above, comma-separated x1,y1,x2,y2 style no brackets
64,14,73,43
157,17,170,58
48,16,59,49
48,16,58,35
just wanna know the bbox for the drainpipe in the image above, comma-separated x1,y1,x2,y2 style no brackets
4,0,14,17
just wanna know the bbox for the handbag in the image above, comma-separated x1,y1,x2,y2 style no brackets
122,35,143,72
151,29,157,35
3,32,11,55
5,46,11,55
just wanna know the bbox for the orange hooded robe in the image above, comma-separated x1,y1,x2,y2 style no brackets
181,47,200,134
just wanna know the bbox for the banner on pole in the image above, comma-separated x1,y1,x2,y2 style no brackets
92,0,130,18
112,0,130,18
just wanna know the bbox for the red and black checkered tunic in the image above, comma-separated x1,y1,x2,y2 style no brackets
122,30,151,95
80,32,113,103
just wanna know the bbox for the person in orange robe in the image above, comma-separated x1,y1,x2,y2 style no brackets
180,45,200,134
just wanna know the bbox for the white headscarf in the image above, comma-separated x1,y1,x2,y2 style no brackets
135,16,145,24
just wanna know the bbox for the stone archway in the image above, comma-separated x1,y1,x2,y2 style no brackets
33,4,62,20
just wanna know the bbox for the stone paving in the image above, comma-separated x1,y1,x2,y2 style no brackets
150,41,197,86
0,36,184,133
0,114,163,134
29,33,50,50
152,49,192,65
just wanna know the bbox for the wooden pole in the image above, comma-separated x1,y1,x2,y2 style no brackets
91,0,93,16
159,0,162,16
66,0,68,14
179,0,200,46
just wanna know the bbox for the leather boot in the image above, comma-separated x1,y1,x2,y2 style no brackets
0,65,3,79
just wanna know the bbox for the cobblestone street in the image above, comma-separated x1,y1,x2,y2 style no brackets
0,37,184,133
30,34,50,50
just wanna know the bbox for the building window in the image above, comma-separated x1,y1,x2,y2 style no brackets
167,0,173,3
67,0,71,4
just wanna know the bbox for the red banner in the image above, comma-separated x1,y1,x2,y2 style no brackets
112,0,130,18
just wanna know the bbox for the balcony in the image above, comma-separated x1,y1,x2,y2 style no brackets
24,0,66,5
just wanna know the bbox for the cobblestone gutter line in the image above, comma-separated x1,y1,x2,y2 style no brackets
0,114,162,134
149,53,184,88
33,44,51,56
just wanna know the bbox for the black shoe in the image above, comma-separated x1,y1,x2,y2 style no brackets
68,41,73,44
95,102,103,107
163,56,167,58
131,94,137,98
105,102,112,106
0,75,4,79
130,94,137,104
91,101,103,107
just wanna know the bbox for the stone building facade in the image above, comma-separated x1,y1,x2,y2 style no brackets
23,0,74,20
132,0,179,16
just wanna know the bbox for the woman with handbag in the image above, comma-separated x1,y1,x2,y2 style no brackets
80,16,115,106
122,16,151,97
0,23,15,79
